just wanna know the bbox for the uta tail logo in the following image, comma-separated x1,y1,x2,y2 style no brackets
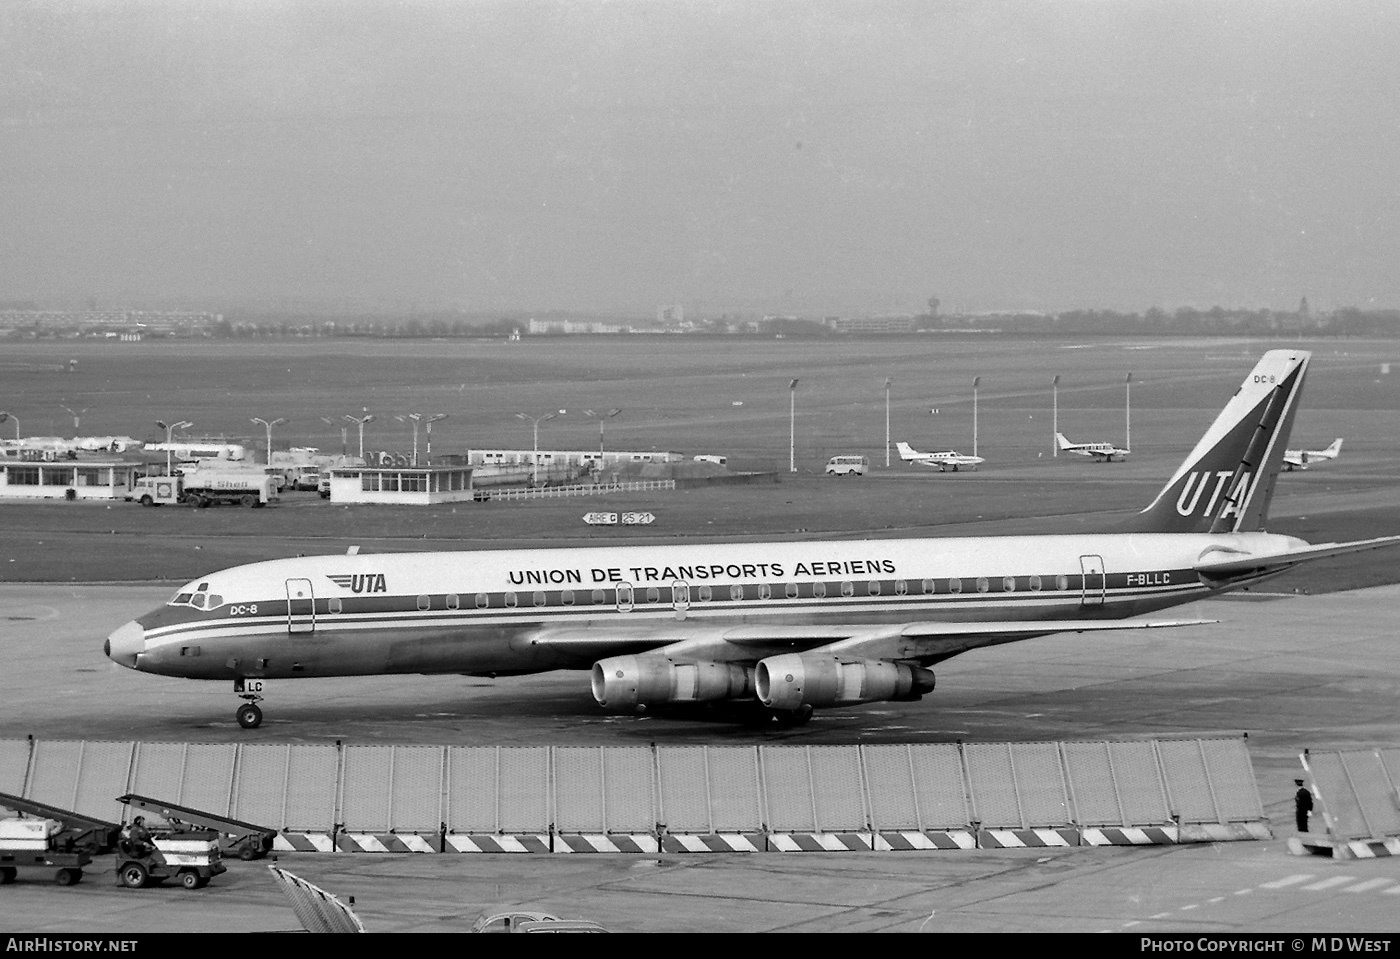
1175,470,1251,519
327,573,387,594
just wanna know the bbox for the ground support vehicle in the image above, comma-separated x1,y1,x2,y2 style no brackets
127,467,278,508
118,793,275,861
116,829,226,889
825,454,869,476
0,791,119,886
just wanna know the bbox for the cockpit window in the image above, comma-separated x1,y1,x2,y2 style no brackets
168,584,222,610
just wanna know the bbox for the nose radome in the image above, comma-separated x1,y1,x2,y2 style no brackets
105,620,145,668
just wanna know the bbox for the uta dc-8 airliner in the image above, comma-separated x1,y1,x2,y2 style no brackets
106,351,1400,728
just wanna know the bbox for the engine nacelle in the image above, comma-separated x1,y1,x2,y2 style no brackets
755,654,936,710
591,655,755,712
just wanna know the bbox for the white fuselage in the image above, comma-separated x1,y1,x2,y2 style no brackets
112,530,1304,682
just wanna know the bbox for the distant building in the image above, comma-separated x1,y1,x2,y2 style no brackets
657,304,684,325
829,315,916,334
0,455,141,501
466,448,683,469
326,465,475,505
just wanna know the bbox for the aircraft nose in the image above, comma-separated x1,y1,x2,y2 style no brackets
105,620,146,669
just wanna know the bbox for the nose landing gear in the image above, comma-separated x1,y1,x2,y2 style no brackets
233,678,266,729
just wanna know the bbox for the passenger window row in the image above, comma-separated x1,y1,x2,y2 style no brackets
317,575,1080,613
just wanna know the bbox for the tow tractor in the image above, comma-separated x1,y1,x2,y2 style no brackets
0,791,119,886
116,828,226,889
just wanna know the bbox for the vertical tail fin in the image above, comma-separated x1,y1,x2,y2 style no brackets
1129,350,1310,533
1325,438,1344,457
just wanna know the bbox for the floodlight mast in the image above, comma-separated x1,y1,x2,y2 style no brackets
156,419,194,474
514,410,562,485
582,408,621,458
788,379,799,473
250,417,287,466
344,412,375,461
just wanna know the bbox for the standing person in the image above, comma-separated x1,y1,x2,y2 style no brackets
1294,779,1314,833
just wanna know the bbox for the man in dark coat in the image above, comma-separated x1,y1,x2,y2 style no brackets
1295,780,1314,833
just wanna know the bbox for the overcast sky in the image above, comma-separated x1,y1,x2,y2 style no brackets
2,0,1398,315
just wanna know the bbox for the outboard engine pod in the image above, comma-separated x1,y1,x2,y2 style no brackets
757,653,935,710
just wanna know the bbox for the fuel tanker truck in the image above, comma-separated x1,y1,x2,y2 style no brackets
127,465,279,508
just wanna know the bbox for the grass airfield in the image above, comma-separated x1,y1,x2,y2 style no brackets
2,334,1399,590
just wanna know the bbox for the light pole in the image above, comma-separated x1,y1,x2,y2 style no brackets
1052,375,1060,456
156,419,193,474
320,417,349,457
1125,372,1132,453
344,412,375,461
395,415,422,467
515,411,562,484
423,413,448,465
582,408,622,460
971,376,980,459
788,379,799,473
250,417,287,465
0,412,19,441
884,378,892,467
61,404,87,433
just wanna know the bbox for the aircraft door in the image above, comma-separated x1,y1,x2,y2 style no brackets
286,578,316,634
1079,555,1105,607
672,580,690,620
616,582,633,613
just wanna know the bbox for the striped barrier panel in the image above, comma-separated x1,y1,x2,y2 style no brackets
873,831,977,851
1289,836,1400,860
553,834,660,854
978,828,1079,849
661,834,765,854
766,832,877,853
1080,826,1179,846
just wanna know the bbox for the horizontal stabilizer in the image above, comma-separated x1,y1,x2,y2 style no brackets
1194,535,1400,580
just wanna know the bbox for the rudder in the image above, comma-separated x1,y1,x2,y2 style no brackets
1129,350,1310,534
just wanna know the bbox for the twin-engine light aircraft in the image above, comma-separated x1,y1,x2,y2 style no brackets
895,441,985,471
1283,438,1343,471
1055,432,1131,462
106,351,1400,729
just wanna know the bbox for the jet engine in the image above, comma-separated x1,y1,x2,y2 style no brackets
591,655,755,712
755,654,936,710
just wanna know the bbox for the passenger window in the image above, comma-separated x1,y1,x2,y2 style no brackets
504,592,517,608
1003,576,1016,592
895,580,908,596
591,589,606,604
446,593,460,610
976,577,989,593
475,592,489,608
533,591,546,607
922,578,935,594
1056,574,1070,591
841,581,854,597
867,581,881,596
1029,576,1042,592
730,584,744,601
417,594,431,611
329,597,343,614
646,587,660,604
949,578,962,594
698,585,712,602
812,582,826,599
785,583,799,599
758,584,772,600
561,590,574,606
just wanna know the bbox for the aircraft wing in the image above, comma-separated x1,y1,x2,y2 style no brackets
529,617,1216,665
1194,535,1400,581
